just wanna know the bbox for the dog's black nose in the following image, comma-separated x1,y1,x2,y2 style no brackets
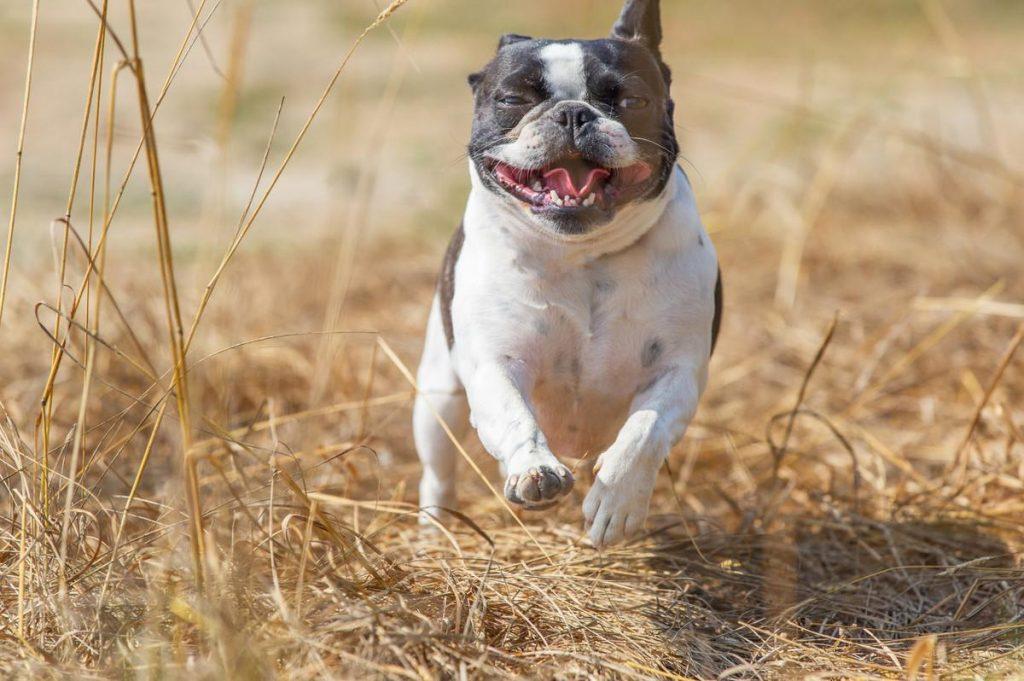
554,104,598,134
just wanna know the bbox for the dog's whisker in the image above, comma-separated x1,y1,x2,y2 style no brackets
632,136,675,156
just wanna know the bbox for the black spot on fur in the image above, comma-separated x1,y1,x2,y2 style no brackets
642,339,663,368
439,223,464,349
711,267,723,356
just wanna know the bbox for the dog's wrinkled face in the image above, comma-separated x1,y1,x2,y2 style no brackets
467,0,677,235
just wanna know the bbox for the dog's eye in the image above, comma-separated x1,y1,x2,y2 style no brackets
619,96,650,110
497,94,529,106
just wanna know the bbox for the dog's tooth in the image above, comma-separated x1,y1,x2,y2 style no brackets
532,180,543,192
548,190,559,204
583,194,596,207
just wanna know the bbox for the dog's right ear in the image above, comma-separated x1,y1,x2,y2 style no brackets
611,0,662,55
498,33,532,50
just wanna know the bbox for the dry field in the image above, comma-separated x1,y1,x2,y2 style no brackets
1,1,1024,678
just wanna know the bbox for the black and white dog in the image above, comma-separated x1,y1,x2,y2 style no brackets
413,0,721,547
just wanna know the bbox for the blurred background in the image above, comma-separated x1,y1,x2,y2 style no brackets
0,0,1020,449
1,1,1023,677
1,0,1021,487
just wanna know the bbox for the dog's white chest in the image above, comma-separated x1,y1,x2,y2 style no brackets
525,270,656,454
453,214,714,456
446,169,717,467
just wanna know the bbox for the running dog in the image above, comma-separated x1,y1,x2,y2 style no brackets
413,0,721,546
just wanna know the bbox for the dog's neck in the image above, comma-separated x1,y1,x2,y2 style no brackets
466,162,680,266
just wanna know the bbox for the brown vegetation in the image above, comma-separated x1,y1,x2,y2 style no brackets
1,1,1023,678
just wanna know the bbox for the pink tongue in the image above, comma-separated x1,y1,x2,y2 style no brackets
543,167,611,198
496,163,525,184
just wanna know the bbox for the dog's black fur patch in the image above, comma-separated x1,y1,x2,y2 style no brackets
711,268,723,356
439,223,464,349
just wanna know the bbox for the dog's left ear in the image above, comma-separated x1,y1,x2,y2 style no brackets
611,0,662,55
612,0,672,85
498,33,532,50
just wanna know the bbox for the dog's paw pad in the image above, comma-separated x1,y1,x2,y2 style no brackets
504,465,574,510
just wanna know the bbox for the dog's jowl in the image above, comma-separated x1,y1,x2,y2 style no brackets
413,0,721,547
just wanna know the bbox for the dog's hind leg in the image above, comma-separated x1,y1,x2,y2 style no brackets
413,296,468,523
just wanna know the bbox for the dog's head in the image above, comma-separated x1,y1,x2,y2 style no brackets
467,0,678,236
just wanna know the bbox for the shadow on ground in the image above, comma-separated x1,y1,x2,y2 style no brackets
640,512,1022,677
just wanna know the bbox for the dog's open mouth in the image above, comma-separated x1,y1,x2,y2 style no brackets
486,156,653,213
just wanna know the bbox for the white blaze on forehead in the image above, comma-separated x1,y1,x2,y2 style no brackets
540,42,587,100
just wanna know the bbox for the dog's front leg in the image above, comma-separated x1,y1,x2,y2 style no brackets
583,364,706,546
465,358,574,509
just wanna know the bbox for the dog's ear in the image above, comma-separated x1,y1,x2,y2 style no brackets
611,0,662,54
468,71,483,91
612,0,671,85
498,33,532,50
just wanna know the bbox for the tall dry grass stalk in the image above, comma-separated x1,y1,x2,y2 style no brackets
3,0,413,673
0,0,40,332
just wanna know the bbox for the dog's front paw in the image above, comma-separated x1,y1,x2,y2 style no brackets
582,458,658,547
503,453,574,510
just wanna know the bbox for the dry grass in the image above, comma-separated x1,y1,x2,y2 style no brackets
2,1,1024,678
